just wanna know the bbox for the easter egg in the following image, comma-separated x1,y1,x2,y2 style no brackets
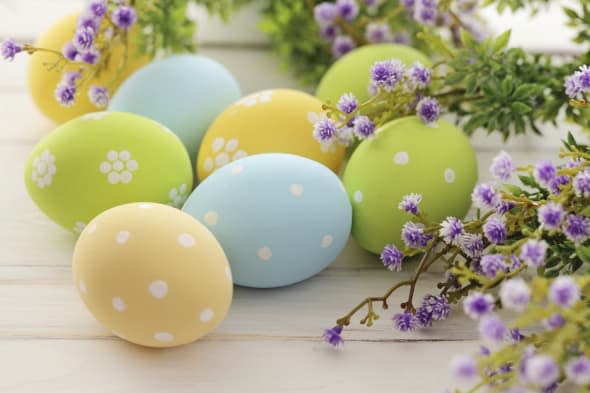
183,153,352,288
109,55,241,165
73,203,233,348
316,44,431,104
24,112,193,233
28,13,149,124
196,89,345,181
342,116,477,254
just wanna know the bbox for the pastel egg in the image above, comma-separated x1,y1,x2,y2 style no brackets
109,55,241,165
196,89,345,181
73,203,232,348
183,153,352,288
24,112,193,233
28,13,149,124
342,116,477,254
316,44,431,104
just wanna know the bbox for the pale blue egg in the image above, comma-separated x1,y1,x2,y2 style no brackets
182,153,352,288
109,54,241,166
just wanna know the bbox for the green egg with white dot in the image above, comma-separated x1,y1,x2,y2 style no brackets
24,112,193,233
342,116,478,254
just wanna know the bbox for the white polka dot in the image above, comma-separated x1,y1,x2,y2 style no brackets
113,160,124,171
225,139,239,152
225,266,233,282
231,164,243,175
215,152,230,167
99,162,111,173
321,235,333,248
154,332,174,342
119,150,130,161
257,246,272,261
126,160,138,171
444,168,456,183
107,150,117,161
79,280,87,294
233,150,248,161
149,280,168,299
107,172,120,184
289,183,304,197
177,233,195,248
116,230,130,244
394,151,409,165
204,157,213,172
112,297,126,312
86,223,97,234
138,203,154,209
204,211,218,226
200,308,214,323
212,137,225,153
120,171,132,183
354,190,363,203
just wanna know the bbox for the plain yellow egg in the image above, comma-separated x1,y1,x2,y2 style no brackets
28,13,149,124
72,203,233,348
196,89,346,181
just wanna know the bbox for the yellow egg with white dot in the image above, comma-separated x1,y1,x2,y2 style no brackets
73,203,233,348
196,89,345,181
28,13,149,124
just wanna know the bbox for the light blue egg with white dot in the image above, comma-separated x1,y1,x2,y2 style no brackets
109,54,241,166
182,153,352,288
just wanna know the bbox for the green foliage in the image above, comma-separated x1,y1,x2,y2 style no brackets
483,0,552,13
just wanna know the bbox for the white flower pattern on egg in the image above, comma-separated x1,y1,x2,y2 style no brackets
168,183,189,208
237,90,273,107
203,138,248,174
32,149,57,189
80,112,110,121
99,150,138,184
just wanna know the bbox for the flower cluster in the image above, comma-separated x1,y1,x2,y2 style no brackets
564,64,590,99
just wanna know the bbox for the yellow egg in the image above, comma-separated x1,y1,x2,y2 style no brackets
196,89,345,181
28,13,149,124
72,203,233,348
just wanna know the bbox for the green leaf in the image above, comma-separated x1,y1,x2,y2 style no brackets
512,83,538,100
504,184,524,196
519,175,539,188
512,102,532,114
493,30,511,53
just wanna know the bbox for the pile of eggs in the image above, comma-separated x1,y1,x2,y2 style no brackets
24,15,478,348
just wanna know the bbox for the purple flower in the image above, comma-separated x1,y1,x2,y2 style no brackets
88,85,109,108
54,84,76,107
537,202,564,231
524,355,559,388
520,239,548,267
416,97,441,125
407,62,431,89
365,23,393,43
543,313,565,330
478,314,507,344
320,24,339,41
450,354,478,382
111,6,137,30
393,310,418,331
401,222,431,248
393,31,411,45
314,2,338,25
459,233,484,258
549,175,569,195
79,47,100,65
336,127,354,147
472,183,500,209
496,200,515,215
480,254,506,278
62,43,78,61
337,93,358,114
77,14,100,33
483,216,507,244
534,160,557,188
332,35,356,58
370,60,406,92
353,115,375,139
565,356,590,385
510,328,525,343
563,214,590,244
463,291,494,319
380,244,404,271
312,116,338,144
422,295,450,321
336,0,359,22
72,27,95,53
87,0,108,18
402,0,416,9
398,193,422,215
414,2,438,25
499,278,530,311
573,169,590,197
511,253,522,269
415,305,432,327
61,71,81,87
323,325,343,346
1,38,22,61
576,64,590,90
439,216,464,244
565,74,582,98
548,276,580,308
490,151,515,181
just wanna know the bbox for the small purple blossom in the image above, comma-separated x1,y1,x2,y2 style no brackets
416,97,441,125
380,244,404,271
332,35,356,58
111,6,137,30
337,93,358,114
459,233,484,258
573,169,590,197
87,0,108,18
394,31,411,45
365,23,393,43
463,291,494,319
563,214,590,244
88,85,109,108
549,175,569,195
478,314,507,344
1,38,22,61
415,305,432,327
407,62,431,89
423,295,450,321
499,278,530,311
370,60,406,92
336,127,354,147
520,239,548,267
402,0,416,9
314,2,338,25
548,276,580,308
534,160,557,188
312,116,338,144
490,151,515,181
399,193,422,215
77,14,101,33
393,310,418,331
54,84,76,107
511,253,522,269
401,222,431,248
353,115,376,139
450,354,478,382
61,71,81,87
537,202,564,231
336,0,359,22
565,356,590,385
79,47,100,65
323,325,343,346
320,24,339,41
472,183,500,210
496,200,515,215
510,328,525,343
414,2,438,25
483,216,507,244
439,216,464,244
62,43,78,61
524,355,559,388
480,254,506,278
565,74,582,98
72,27,95,53
543,313,565,330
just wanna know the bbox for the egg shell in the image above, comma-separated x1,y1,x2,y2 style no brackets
24,112,193,233
342,116,478,254
196,89,345,181
316,44,431,104
109,55,241,165
28,13,149,124
73,203,233,348
183,153,352,288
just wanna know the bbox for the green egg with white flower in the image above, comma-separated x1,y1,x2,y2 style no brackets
342,116,478,254
24,112,193,233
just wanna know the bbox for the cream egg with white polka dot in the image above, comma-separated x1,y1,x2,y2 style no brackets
73,203,233,348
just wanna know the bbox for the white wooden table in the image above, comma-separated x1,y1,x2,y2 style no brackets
0,2,583,392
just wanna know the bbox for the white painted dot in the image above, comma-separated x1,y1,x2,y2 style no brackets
204,157,213,172
138,203,154,209
119,150,130,161
107,172,120,184
120,171,132,184
233,150,248,161
126,160,138,171
215,152,230,167
99,162,111,173
116,230,130,244
321,235,333,248
224,266,233,282
149,280,168,299
444,168,456,183
394,151,409,165
289,183,304,197
200,308,214,323
231,164,243,175
113,160,124,171
212,137,225,153
354,190,363,203
225,139,239,152
177,233,195,248
112,296,126,312
79,280,87,294
257,246,272,261
107,150,117,161
86,223,97,234
204,211,218,226
154,332,174,342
